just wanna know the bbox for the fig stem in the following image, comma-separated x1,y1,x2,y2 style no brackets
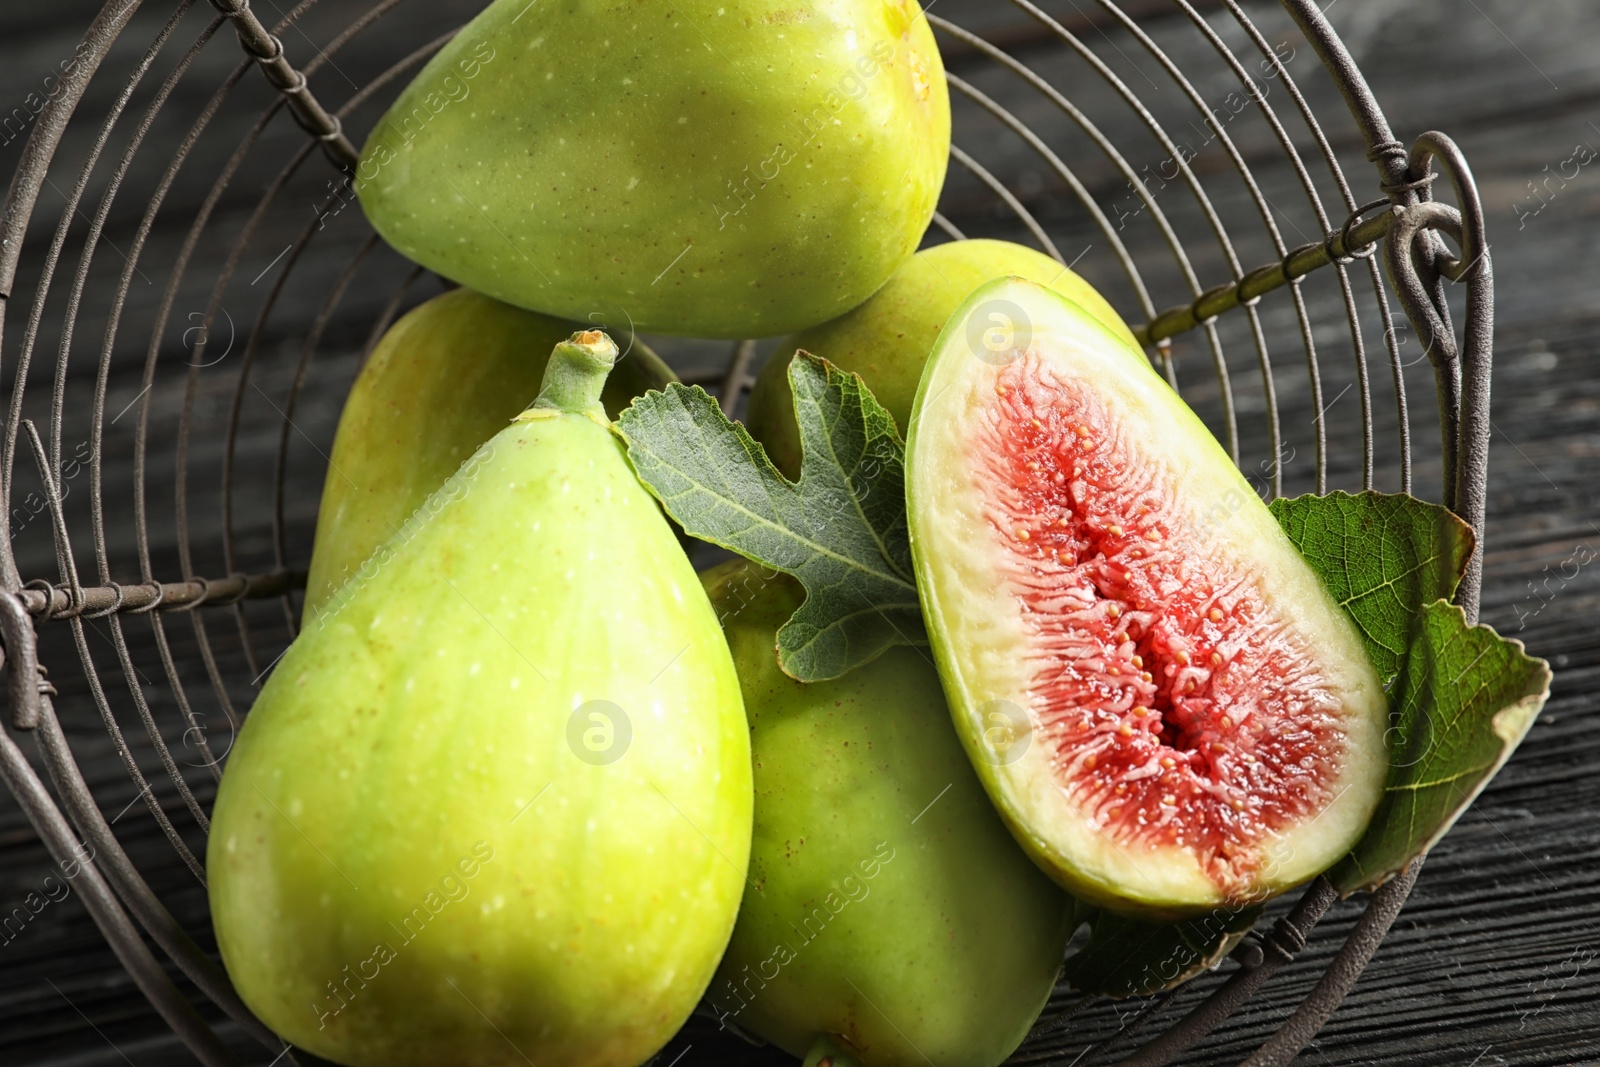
801,1034,865,1067
532,329,620,416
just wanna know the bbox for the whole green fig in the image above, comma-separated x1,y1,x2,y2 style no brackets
354,0,950,339
747,239,1140,476
303,286,675,623
210,332,751,1067
703,559,1073,1067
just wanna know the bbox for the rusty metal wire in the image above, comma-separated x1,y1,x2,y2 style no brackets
0,0,1495,1064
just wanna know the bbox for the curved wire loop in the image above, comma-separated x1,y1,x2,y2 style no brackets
1380,133,1494,619
0,595,267,1065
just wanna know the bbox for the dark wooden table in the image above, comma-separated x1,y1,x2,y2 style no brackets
0,1,1595,1064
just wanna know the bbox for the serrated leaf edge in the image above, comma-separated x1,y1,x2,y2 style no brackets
1331,600,1552,895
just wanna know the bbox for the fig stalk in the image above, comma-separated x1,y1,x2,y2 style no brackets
531,330,619,416
300,290,675,623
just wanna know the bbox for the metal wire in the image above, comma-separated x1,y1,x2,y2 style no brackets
933,7,1241,455
0,0,1496,1064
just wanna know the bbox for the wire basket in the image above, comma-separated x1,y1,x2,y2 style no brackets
0,0,1493,1064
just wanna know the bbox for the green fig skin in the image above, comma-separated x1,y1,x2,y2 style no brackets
354,0,949,340
209,335,751,1067
746,239,1141,477
703,559,1073,1067
302,287,675,623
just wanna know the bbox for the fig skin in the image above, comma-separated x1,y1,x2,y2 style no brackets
355,0,950,339
905,278,1387,920
209,334,751,1067
746,239,1139,477
703,559,1073,1067
302,287,674,623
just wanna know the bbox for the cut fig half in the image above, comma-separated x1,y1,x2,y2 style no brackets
906,278,1387,919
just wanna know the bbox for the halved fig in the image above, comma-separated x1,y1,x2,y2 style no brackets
906,278,1386,919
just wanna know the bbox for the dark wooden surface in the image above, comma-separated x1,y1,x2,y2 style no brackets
0,0,1596,1065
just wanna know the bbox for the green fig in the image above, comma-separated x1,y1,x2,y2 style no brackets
303,287,675,623
702,559,1073,1067
209,332,752,1067
354,0,950,339
906,278,1386,919
747,239,1141,476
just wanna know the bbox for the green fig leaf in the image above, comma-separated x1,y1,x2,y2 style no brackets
1062,901,1262,998
1328,600,1550,893
616,354,924,681
1268,491,1475,684
1268,491,1550,894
